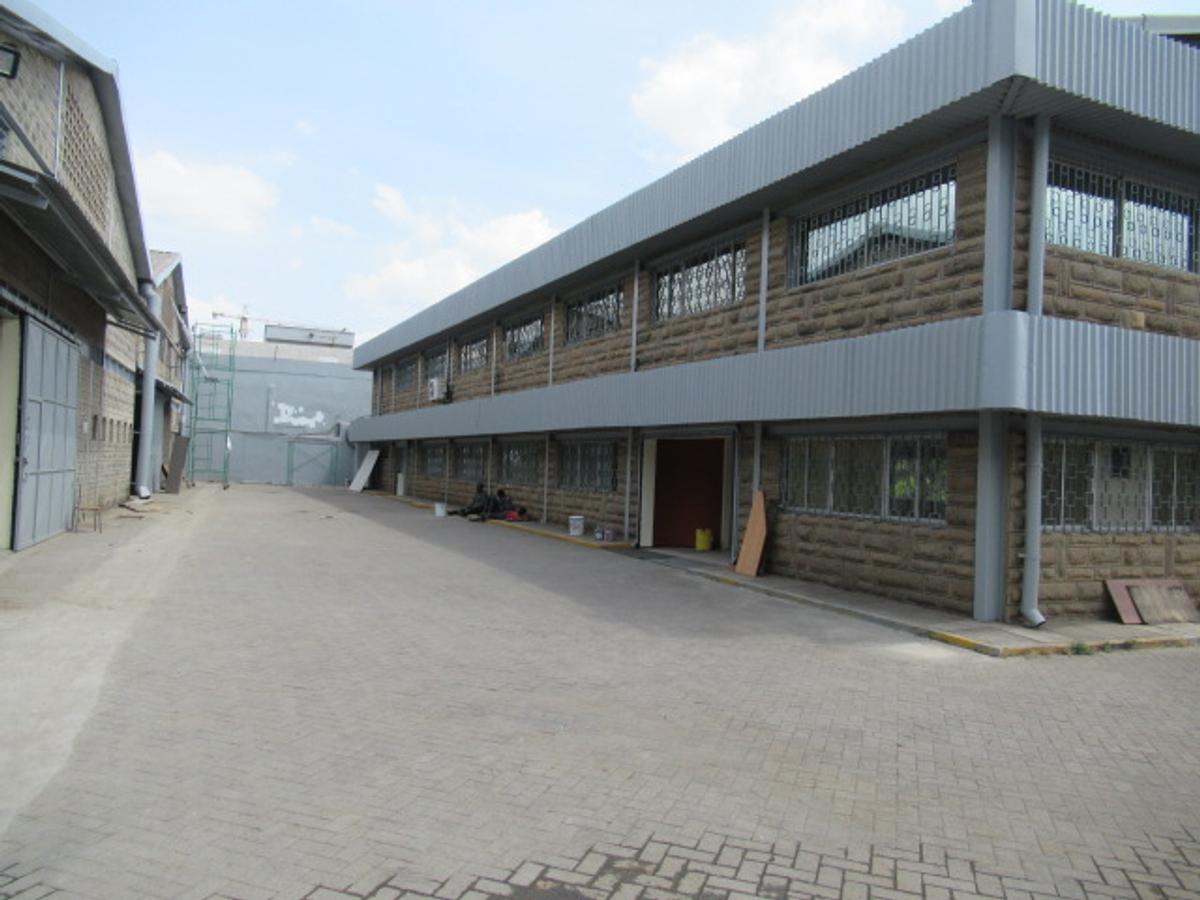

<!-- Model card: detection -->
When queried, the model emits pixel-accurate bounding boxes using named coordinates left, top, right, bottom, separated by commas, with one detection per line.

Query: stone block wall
left=634, top=231, right=761, bottom=371
left=1043, top=249, right=1200, bottom=336
left=765, top=144, right=987, bottom=350
left=736, top=426, right=978, bottom=614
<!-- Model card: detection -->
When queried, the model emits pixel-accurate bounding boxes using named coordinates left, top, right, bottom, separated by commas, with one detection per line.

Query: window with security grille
left=1046, top=160, right=1199, bottom=273
left=1042, top=438, right=1200, bottom=532
left=783, top=435, right=946, bottom=522
left=788, top=165, right=957, bottom=287
left=506, top=316, right=544, bottom=358
left=393, top=360, right=416, bottom=392
left=421, top=443, right=446, bottom=478
left=565, top=286, right=623, bottom=343
left=500, top=441, right=543, bottom=486
left=453, top=442, right=486, bottom=481
left=558, top=442, right=616, bottom=492
left=458, top=336, right=488, bottom=374
left=424, top=349, right=447, bottom=382
left=654, top=242, right=746, bottom=320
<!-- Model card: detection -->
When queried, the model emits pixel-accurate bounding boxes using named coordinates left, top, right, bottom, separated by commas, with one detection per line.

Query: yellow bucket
left=694, top=528, right=713, bottom=551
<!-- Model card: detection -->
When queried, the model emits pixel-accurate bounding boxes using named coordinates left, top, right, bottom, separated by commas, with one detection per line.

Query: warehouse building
left=350, top=0, right=1200, bottom=624
left=0, top=2, right=175, bottom=549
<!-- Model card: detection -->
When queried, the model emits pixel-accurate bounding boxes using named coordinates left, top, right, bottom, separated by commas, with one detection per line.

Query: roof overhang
left=0, top=1, right=154, bottom=285
left=0, top=162, right=161, bottom=335
left=353, top=0, right=1200, bottom=371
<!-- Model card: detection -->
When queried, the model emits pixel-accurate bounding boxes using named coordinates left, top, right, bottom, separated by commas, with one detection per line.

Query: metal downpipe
left=1020, top=115, right=1051, bottom=628
left=134, top=282, right=162, bottom=498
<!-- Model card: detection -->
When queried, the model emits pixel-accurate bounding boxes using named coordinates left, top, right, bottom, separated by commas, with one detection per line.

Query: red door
left=653, top=439, right=725, bottom=548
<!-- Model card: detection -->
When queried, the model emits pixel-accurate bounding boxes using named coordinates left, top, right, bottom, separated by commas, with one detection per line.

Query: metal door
left=13, top=318, right=78, bottom=549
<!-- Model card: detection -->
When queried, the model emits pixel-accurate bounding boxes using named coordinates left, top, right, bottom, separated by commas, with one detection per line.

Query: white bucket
left=434, top=502, right=447, bottom=517
left=568, top=515, right=585, bottom=537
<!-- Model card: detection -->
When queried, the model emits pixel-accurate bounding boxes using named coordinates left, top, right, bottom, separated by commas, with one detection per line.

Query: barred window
left=506, top=316, right=544, bottom=358
left=424, top=349, right=447, bottom=382
left=654, top=242, right=746, bottom=320
left=453, top=442, right=486, bottom=481
left=565, top=285, right=622, bottom=344
left=1047, top=160, right=1199, bottom=272
left=783, top=435, right=947, bottom=522
left=499, top=441, right=543, bottom=486
left=393, top=360, right=416, bottom=392
left=1042, top=437, right=1200, bottom=532
left=458, top=336, right=488, bottom=374
left=789, top=165, right=956, bottom=287
left=421, top=443, right=446, bottom=478
left=559, top=442, right=616, bottom=492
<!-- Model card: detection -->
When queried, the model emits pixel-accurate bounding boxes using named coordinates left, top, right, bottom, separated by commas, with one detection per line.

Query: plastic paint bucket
left=434, top=502, right=447, bottom=517
left=695, top=528, right=714, bottom=551
left=568, top=515, right=585, bottom=536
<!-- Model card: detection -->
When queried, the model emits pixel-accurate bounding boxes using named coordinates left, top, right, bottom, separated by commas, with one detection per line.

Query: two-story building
left=349, top=0, right=1200, bottom=624
left=0, top=2, right=179, bottom=549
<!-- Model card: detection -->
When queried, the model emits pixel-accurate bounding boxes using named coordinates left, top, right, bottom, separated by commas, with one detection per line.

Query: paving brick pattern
left=1, top=486, right=1199, bottom=900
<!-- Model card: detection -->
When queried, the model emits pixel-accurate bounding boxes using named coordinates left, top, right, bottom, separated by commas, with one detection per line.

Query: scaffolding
left=186, top=322, right=236, bottom=486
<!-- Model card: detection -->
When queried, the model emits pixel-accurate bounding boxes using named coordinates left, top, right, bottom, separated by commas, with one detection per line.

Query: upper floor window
left=458, top=336, right=488, bottom=374
left=424, top=349, right=447, bottom=382
left=654, top=241, right=746, bottom=320
left=499, top=441, right=543, bottom=486
left=506, top=315, right=544, bottom=359
left=1042, top=437, right=1200, bottom=532
left=559, top=441, right=616, bottom=492
left=782, top=434, right=947, bottom=523
left=1046, top=160, right=1199, bottom=273
left=565, top=285, right=623, bottom=344
left=788, top=164, right=957, bottom=287
left=393, top=360, right=416, bottom=392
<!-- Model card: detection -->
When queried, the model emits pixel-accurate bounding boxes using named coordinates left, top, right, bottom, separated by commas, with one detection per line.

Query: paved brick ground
left=2, top=485, right=1199, bottom=900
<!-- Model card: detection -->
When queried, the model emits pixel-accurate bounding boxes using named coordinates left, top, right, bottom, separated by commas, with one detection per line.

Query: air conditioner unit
left=428, top=377, right=446, bottom=402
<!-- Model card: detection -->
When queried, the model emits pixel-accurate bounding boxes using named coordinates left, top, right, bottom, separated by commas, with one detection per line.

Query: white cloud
left=347, top=185, right=557, bottom=324
left=137, top=151, right=278, bottom=235
left=309, top=214, right=357, bottom=238
left=631, top=0, right=908, bottom=160
left=294, top=118, right=317, bottom=137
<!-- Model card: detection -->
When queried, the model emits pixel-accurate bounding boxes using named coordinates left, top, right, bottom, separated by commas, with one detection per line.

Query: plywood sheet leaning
left=165, top=436, right=189, bottom=494
left=1104, top=579, right=1144, bottom=624
left=735, top=490, right=768, bottom=577
left=348, top=449, right=380, bottom=493
left=1128, top=579, right=1200, bottom=624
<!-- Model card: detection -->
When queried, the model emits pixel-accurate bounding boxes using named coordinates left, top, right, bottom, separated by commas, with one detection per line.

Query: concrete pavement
left=1, top=484, right=1198, bottom=899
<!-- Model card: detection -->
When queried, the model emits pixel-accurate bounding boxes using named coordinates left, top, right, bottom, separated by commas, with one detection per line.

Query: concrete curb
left=485, top=519, right=633, bottom=551
left=679, top=566, right=1200, bottom=659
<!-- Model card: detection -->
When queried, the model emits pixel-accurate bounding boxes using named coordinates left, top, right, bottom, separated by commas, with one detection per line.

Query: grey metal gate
left=13, top=317, right=78, bottom=549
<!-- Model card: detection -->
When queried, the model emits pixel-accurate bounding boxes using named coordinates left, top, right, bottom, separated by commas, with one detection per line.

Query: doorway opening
left=641, top=436, right=730, bottom=549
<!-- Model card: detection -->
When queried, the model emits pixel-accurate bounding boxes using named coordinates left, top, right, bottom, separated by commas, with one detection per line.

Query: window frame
left=652, top=238, right=747, bottom=321
left=421, top=442, right=447, bottom=478
left=557, top=441, right=617, bottom=493
left=1045, top=156, right=1200, bottom=274
left=564, top=284, right=624, bottom=345
left=781, top=433, right=948, bottom=524
left=498, top=440, right=544, bottom=486
left=423, top=348, right=448, bottom=383
left=457, top=335, right=489, bottom=375
left=505, top=314, right=545, bottom=359
left=392, top=359, right=417, bottom=393
left=452, top=441, right=487, bottom=482
left=787, top=163, right=958, bottom=288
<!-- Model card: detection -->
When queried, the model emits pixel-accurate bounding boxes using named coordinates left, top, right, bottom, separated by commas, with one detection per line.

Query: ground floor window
left=453, top=442, right=486, bottom=481
left=421, top=443, right=446, bottom=478
left=783, top=434, right=947, bottom=523
left=1042, top=437, right=1200, bottom=532
left=558, top=441, right=616, bottom=492
left=499, top=441, right=543, bottom=485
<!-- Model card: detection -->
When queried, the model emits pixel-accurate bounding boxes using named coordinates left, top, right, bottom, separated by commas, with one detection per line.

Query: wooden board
left=1129, top=579, right=1200, bottom=624
left=1104, top=579, right=1145, bottom=625
left=165, top=436, right=189, bottom=494
left=348, top=449, right=379, bottom=493
left=735, top=490, right=768, bottom=577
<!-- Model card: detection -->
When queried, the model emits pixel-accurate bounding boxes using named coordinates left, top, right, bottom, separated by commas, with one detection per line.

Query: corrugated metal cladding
left=348, top=314, right=1200, bottom=443
left=354, top=0, right=1199, bottom=371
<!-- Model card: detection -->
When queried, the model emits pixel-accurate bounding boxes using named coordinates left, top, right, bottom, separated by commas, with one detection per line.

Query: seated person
left=449, top=483, right=488, bottom=516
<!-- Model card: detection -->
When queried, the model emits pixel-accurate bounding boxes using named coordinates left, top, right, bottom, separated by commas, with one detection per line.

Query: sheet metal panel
left=355, top=0, right=1200, bottom=371
left=350, top=314, right=1200, bottom=442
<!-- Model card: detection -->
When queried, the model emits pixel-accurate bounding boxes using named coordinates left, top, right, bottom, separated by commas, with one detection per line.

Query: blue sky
left=37, top=0, right=1163, bottom=343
